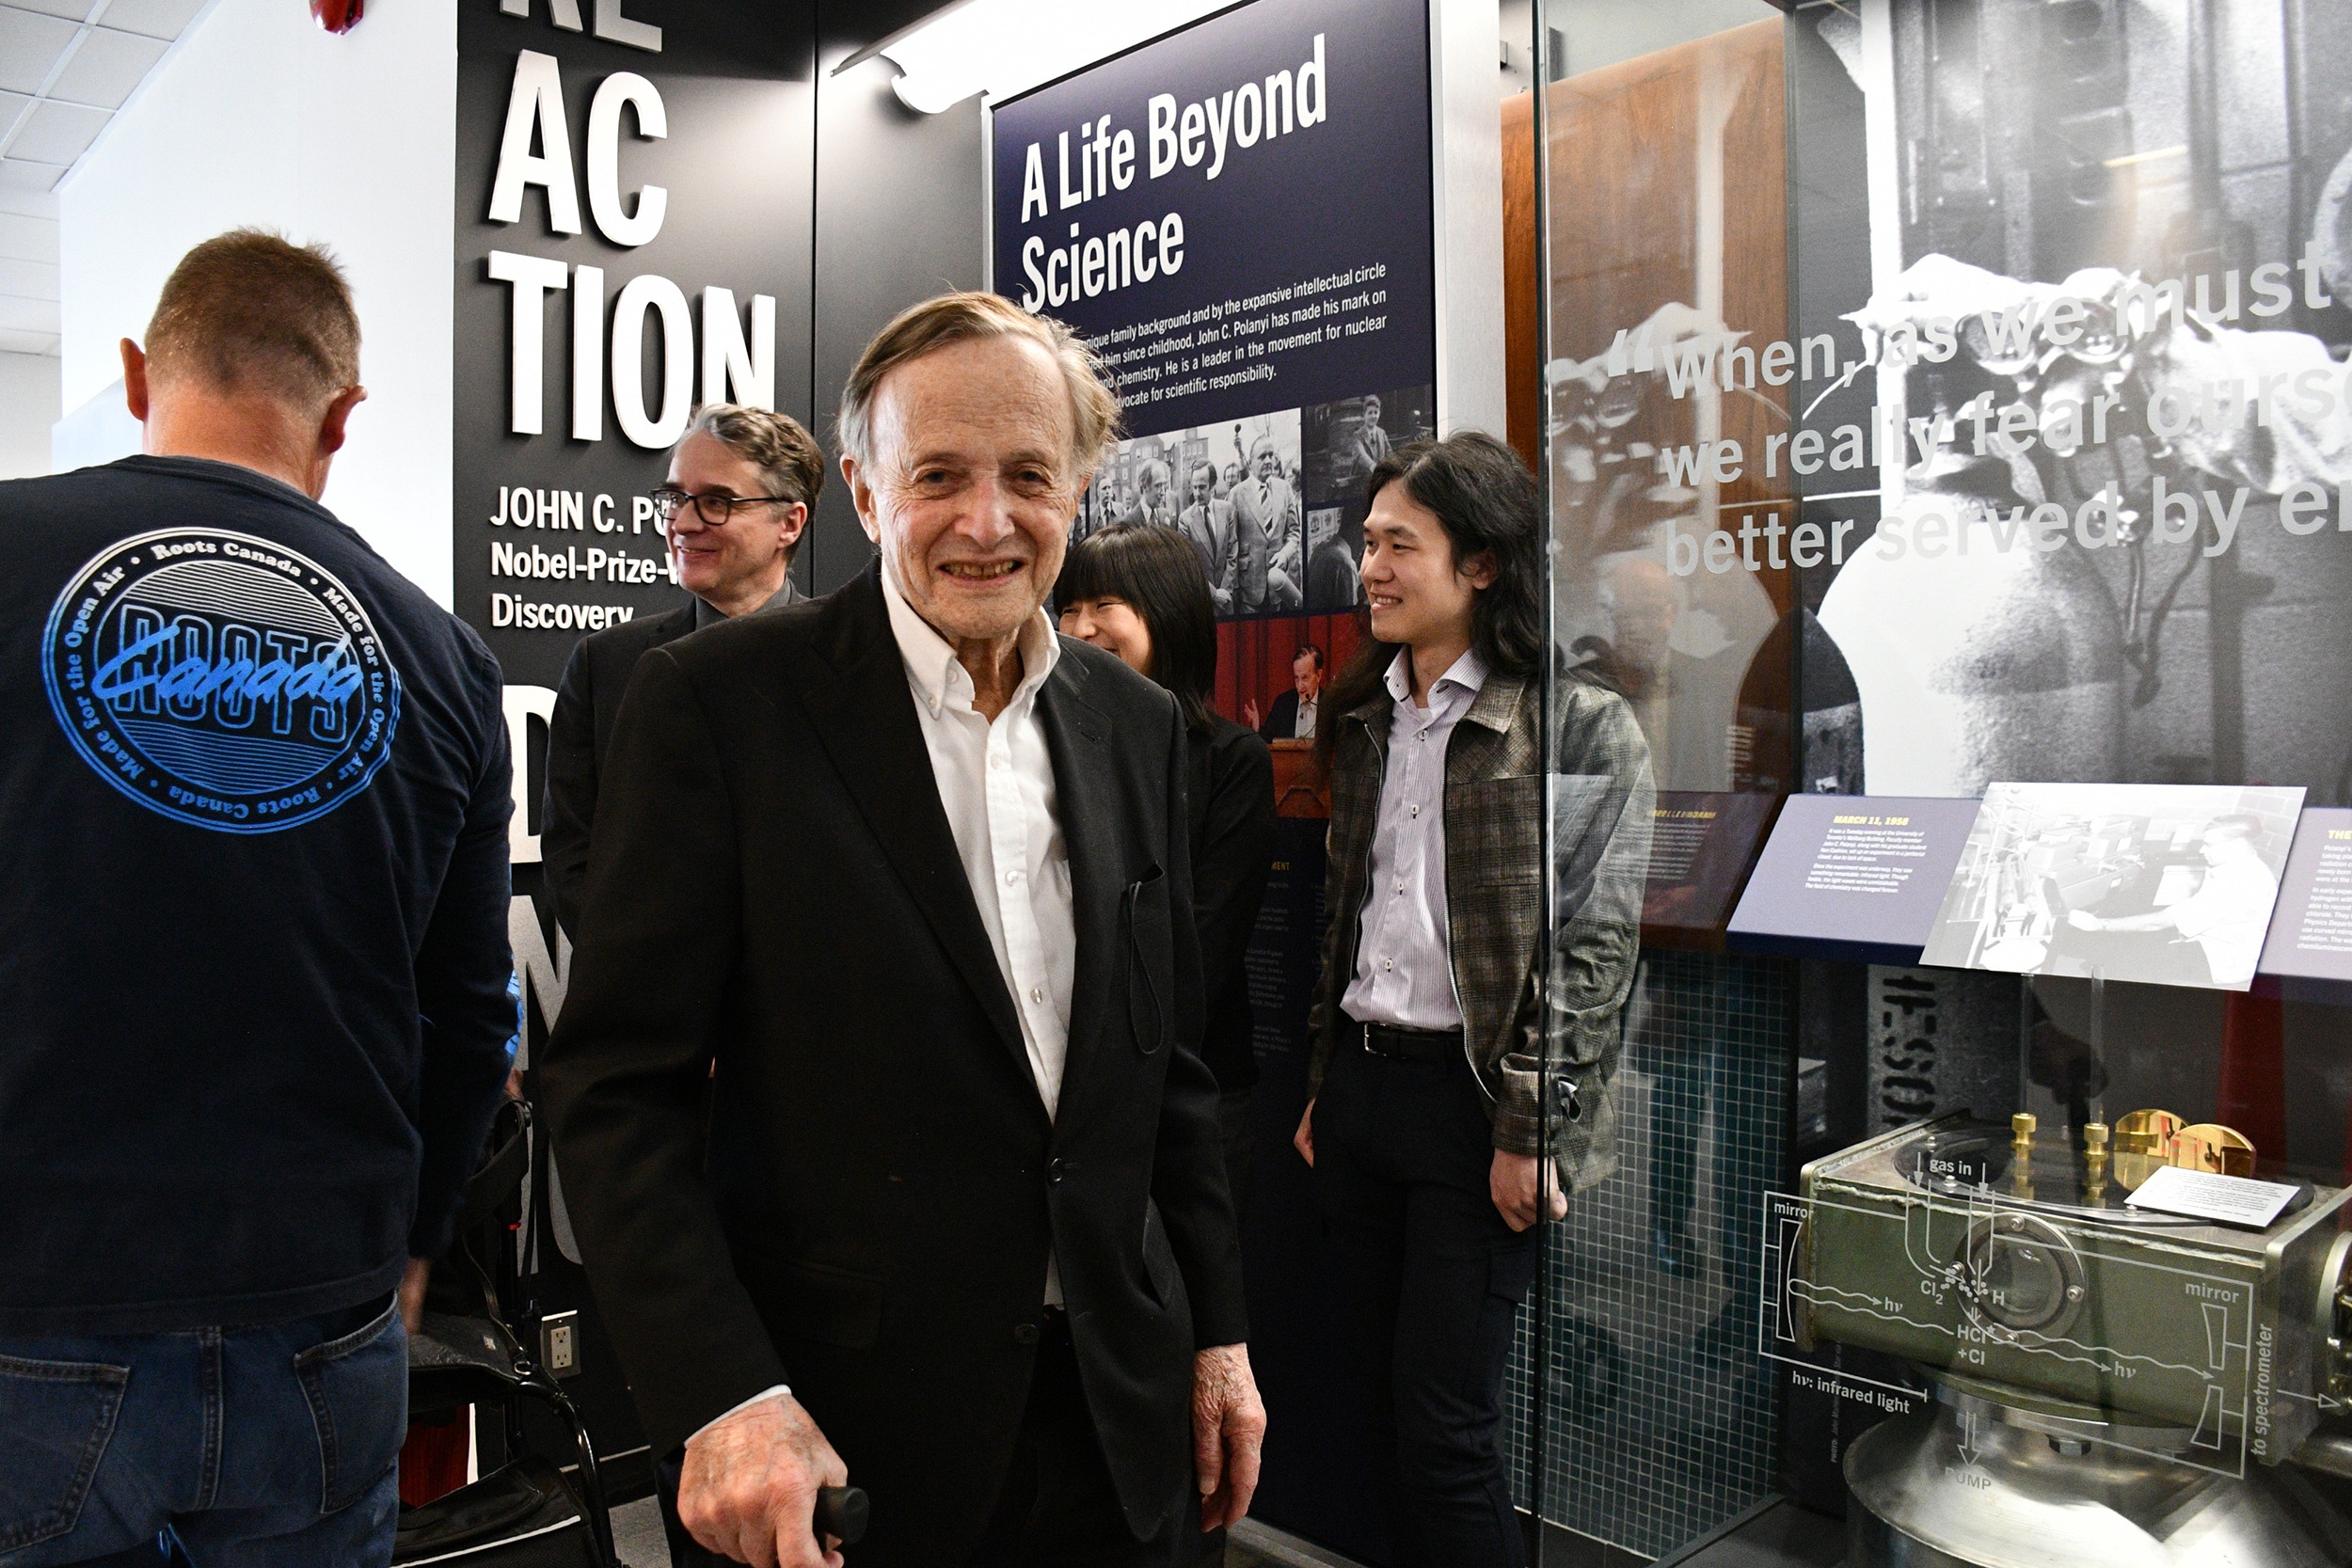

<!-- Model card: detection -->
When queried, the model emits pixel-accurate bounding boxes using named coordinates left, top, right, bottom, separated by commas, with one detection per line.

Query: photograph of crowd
left=1075, top=410, right=1305, bottom=616
left=1073, top=387, right=1433, bottom=621
left=1921, top=783, right=2303, bottom=990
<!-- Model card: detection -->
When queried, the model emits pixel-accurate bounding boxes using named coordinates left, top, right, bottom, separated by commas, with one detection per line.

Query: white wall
left=0, top=350, right=60, bottom=477
left=58, top=0, right=456, bottom=603
left=1431, top=0, right=1506, bottom=439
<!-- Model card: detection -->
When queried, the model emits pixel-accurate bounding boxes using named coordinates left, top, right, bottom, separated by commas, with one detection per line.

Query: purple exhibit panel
left=1641, top=791, right=1783, bottom=947
left=1725, top=796, right=1981, bottom=965
left=2257, top=808, right=2352, bottom=999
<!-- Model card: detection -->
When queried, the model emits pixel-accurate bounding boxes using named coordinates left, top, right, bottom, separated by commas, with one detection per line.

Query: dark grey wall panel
left=454, top=0, right=818, bottom=688
left=806, top=2, right=987, bottom=594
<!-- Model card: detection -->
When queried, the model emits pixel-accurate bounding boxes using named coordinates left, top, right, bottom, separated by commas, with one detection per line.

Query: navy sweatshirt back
left=1, top=456, right=516, bottom=1333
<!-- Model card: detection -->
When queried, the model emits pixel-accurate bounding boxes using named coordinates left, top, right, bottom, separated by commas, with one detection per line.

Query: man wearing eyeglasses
left=542, top=404, right=824, bottom=936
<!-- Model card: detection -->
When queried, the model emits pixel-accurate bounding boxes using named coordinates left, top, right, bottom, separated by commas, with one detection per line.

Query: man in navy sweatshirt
left=0, top=230, right=516, bottom=1566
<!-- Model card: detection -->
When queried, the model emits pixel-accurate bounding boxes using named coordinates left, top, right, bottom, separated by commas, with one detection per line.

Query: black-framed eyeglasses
left=649, top=487, right=798, bottom=527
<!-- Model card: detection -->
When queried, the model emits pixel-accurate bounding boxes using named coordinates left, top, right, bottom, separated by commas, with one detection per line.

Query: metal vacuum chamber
left=1784, top=1117, right=2352, bottom=1567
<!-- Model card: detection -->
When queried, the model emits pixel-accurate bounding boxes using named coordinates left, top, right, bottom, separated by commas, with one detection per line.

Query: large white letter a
left=487, top=51, right=583, bottom=234
left=1021, top=142, right=1048, bottom=224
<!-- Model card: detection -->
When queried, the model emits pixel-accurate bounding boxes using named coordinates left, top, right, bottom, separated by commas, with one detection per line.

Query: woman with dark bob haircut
left=1297, top=433, right=1652, bottom=1567
left=1056, top=525, right=1277, bottom=1220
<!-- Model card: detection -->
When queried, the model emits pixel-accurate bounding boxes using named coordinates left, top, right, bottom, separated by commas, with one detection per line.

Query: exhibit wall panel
left=452, top=0, right=817, bottom=690
left=59, top=0, right=457, bottom=602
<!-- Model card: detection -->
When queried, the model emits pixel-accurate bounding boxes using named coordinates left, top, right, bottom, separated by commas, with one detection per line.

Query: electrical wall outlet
left=541, top=1309, right=580, bottom=1377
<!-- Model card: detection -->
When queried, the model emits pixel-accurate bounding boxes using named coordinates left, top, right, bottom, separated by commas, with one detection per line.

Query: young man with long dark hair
left=1057, top=525, right=1278, bottom=1219
left=1295, top=433, right=1650, bottom=1567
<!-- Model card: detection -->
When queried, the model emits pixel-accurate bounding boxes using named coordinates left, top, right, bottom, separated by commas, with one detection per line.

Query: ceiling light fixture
left=835, top=0, right=1236, bottom=115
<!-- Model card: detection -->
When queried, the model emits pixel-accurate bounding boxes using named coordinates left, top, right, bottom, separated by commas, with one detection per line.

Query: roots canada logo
left=41, top=529, right=401, bottom=832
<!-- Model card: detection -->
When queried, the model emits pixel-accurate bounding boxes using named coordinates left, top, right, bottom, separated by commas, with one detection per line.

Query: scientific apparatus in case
left=1776, top=1115, right=2352, bottom=1567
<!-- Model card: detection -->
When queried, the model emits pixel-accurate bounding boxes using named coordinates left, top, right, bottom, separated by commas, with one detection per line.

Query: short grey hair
left=681, top=404, right=824, bottom=506
left=836, top=290, right=1120, bottom=476
left=679, top=404, right=823, bottom=563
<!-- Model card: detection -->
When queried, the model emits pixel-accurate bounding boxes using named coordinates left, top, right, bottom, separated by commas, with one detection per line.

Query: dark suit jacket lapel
left=789, top=566, right=1032, bottom=1082
left=1037, top=649, right=1120, bottom=1117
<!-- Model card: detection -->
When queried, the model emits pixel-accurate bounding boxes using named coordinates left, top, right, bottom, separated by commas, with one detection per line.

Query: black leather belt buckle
left=1358, top=1021, right=1459, bottom=1063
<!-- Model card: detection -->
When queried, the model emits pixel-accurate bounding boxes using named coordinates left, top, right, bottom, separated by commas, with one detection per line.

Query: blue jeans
left=0, top=1296, right=405, bottom=1568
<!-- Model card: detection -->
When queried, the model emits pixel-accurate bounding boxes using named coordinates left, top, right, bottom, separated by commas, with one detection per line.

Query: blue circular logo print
left=41, top=528, right=403, bottom=832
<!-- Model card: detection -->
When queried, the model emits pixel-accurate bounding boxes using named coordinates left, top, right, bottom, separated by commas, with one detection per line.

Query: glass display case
left=1518, top=3, right=2352, bottom=1564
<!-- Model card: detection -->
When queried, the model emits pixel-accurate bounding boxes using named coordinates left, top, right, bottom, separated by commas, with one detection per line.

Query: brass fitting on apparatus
left=2011, top=1112, right=2037, bottom=1200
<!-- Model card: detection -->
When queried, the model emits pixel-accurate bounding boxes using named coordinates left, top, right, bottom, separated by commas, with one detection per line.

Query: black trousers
left=1314, top=1041, right=1538, bottom=1568
left=969, top=1313, right=1189, bottom=1567
left=658, top=1315, right=1185, bottom=1568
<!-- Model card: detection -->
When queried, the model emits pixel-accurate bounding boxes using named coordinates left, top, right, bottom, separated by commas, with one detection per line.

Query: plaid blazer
left=1308, top=661, right=1652, bottom=1191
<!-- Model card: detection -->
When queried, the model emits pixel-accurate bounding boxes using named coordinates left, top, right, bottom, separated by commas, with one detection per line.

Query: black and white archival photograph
left=1077, top=409, right=1306, bottom=618
left=1299, top=385, right=1434, bottom=612
left=1788, top=0, right=2352, bottom=803
left=1920, top=782, right=2304, bottom=989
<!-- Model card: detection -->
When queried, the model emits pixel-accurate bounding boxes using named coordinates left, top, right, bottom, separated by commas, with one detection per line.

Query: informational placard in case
left=1641, top=791, right=1782, bottom=947
left=1724, top=796, right=1979, bottom=965
left=987, top=0, right=1435, bottom=623
left=1919, top=783, right=2304, bottom=991
left=2125, top=1165, right=2301, bottom=1231
left=2256, top=809, right=2352, bottom=993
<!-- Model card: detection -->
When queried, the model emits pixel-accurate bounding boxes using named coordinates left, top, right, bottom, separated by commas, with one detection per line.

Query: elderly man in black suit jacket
left=539, top=404, right=822, bottom=935
left=541, top=293, right=1264, bottom=1568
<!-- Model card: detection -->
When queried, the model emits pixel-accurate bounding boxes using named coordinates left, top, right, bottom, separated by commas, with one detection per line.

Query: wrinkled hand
left=1193, top=1343, right=1265, bottom=1532
left=678, top=1393, right=850, bottom=1568
left=1491, top=1150, right=1566, bottom=1232
left=1293, top=1099, right=1315, bottom=1167
left=398, top=1259, right=430, bottom=1336
left=1243, top=699, right=1262, bottom=730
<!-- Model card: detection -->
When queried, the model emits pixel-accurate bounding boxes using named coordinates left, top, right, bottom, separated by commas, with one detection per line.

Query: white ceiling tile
left=3, top=0, right=94, bottom=21
left=47, top=25, right=164, bottom=108
left=0, top=8, right=80, bottom=94
left=9, top=97, right=104, bottom=162
left=0, top=325, right=59, bottom=354
left=0, top=184, right=56, bottom=217
left=0, top=89, right=30, bottom=126
left=0, top=254, right=56, bottom=297
left=0, top=211, right=55, bottom=261
left=0, top=156, right=62, bottom=191
left=0, top=291, right=59, bottom=330
left=93, top=0, right=205, bottom=40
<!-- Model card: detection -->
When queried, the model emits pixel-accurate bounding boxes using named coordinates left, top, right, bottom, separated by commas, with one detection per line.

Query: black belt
left=1354, top=1017, right=1464, bottom=1063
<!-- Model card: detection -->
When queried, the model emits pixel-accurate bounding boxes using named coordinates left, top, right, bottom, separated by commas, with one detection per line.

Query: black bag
left=392, top=1454, right=606, bottom=1567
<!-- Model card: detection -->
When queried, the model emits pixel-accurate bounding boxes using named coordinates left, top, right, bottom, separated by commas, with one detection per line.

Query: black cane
left=814, top=1486, right=870, bottom=1545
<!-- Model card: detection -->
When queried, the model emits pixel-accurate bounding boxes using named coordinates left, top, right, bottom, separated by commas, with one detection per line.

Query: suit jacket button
left=1014, top=1323, right=1040, bottom=1345
left=1048, top=1159, right=1069, bottom=1185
